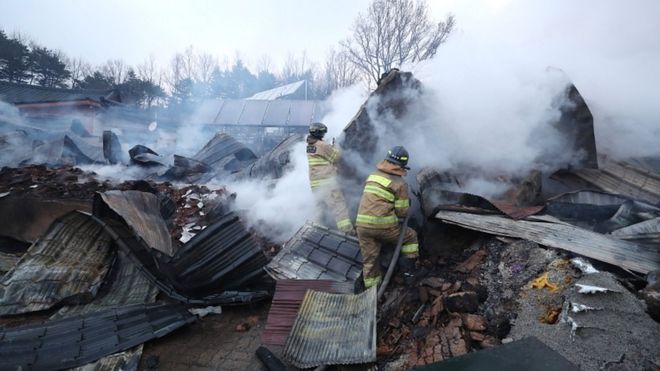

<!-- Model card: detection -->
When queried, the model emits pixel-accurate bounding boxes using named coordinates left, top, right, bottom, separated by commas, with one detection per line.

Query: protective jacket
left=306, top=135, right=354, bottom=233
left=356, top=160, right=410, bottom=229
left=306, top=136, right=339, bottom=188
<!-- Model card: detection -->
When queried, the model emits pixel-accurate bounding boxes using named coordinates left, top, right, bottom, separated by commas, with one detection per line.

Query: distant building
left=0, top=81, right=121, bottom=133
left=247, top=80, right=308, bottom=101
left=193, top=98, right=327, bottom=154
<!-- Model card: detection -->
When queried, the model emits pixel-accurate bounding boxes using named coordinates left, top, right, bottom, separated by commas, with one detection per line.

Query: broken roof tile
left=265, top=222, right=362, bottom=283
left=283, top=287, right=377, bottom=368
left=0, top=303, right=195, bottom=370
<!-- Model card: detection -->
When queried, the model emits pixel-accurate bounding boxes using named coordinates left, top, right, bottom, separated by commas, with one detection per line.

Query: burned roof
left=93, top=191, right=271, bottom=305
left=0, top=303, right=195, bottom=370
left=0, top=211, right=113, bottom=316
left=0, top=81, right=118, bottom=105
left=265, top=222, right=363, bottom=283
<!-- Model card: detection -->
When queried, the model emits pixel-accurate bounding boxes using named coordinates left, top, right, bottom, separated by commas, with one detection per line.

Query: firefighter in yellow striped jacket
left=356, top=146, right=419, bottom=288
left=306, top=122, right=356, bottom=234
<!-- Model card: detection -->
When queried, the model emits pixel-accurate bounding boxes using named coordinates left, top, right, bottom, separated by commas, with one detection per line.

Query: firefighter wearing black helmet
left=306, top=122, right=355, bottom=234
left=356, top=145, right=419, bottom=289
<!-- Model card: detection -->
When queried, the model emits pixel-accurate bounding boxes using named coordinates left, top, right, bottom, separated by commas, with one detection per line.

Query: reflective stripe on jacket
left=356, top=160, right=410, bottom=229
left=306, top=136, right=340, bottom=188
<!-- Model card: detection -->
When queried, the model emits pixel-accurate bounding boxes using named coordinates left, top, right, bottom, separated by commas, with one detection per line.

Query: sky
left=0, top=0, right=488, bottom=70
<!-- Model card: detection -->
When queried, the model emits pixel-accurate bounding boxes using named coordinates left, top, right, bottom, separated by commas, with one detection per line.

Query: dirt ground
left=139, top=302, right=271, bottom=371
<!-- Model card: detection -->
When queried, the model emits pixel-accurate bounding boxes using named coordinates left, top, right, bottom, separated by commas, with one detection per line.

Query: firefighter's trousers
left=313, top=184, right=354, bottom=233
left=356, top=225, right=418, bottom=288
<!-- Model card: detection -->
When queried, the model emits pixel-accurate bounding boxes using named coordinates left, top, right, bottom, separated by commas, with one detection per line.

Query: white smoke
left=420, top=0, right=660, bottom=161
left=321, top=85, right=368, bottom=140
left=320, top=0, right=660, bottom=198
left=226, top=142, right=316, bottom=242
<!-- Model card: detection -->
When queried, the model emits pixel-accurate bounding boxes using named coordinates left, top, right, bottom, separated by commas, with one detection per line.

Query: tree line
left=0, top=0, right=454, bottom=108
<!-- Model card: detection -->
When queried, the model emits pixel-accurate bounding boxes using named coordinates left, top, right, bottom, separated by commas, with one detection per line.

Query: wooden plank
left=435, top=210, right=660, bottom=274
left=571, top=169, right=659, bottom=204
left=602, top=161, right=660, bottom=196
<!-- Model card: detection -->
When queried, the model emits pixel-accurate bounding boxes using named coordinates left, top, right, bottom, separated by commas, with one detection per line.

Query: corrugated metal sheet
left=52, top=249, right=159, bottom=319
left=95, top=190, right=174, bottom=256
left=435, top=210, right=660, bottom=274
left=0, top=251, right=20, bottom=272
left=93, top=192, right=270, bottom=305
left=0, top=211, right=113, bottom=316
left=0, top=303, right=195, bottom=370
left=265, top=222, right=362, bottom=283
left=193, top=132, right=257, bottom=166
left=283, top=287, right=377, bottom=368
left=261, top=279, right=354, bottom=346
left=167, top=212, right=270, bottom=296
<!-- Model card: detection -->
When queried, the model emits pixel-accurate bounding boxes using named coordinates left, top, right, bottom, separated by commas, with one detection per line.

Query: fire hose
left=377, top=211, right=411, bottom=300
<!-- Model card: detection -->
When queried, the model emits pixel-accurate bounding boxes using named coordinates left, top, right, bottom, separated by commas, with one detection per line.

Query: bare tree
left=341, top=0, right=455, bottom=84
left=137, top=55, right=159, bottom=83
left=66, top=57, right=92, bottom=88
left=195, top=51, right=216, bottom=84
left=255, top=54, right=272, bottom=73
left=101, top=59, right=128, bottom=85
left=280, top=51, right=310, bottom=83
left=320, top=48, right=361, bottom=94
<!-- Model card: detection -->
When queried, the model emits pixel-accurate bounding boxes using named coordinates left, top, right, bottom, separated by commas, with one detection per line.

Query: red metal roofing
left=261, top=279, right=353, bottom=346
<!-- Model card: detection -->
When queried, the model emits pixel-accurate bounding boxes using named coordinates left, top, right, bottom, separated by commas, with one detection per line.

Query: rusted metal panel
left=283, top=287, right=377, bottom=368
left=95, top=190, right=174, bottom=256
left=261, top=279, right=353, bottom=346
left=265, top=222, right=362, bottom=283
left=0, top=211, right=113, bottom=316
left=435, top=210, right=660, bottom=274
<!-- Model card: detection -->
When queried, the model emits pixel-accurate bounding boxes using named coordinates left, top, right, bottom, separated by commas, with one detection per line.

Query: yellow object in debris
left=530, top=272, right=559, bottom=293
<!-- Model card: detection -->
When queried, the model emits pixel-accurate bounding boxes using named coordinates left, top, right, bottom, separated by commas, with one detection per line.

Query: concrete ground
left=139, top=302, right=271, bottom=371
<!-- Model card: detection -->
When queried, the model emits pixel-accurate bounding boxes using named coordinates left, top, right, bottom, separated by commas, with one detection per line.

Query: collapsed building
left=0, top=69, right=658, bottom=371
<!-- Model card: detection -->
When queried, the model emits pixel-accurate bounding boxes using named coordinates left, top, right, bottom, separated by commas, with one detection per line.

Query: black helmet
left=385, top=145, right=410, bottom=169
left=309, top=122, right=327, bottom=139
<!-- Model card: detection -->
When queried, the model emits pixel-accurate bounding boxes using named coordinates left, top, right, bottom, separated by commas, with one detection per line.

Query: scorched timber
left=435, top=211, right=660, bottom=274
